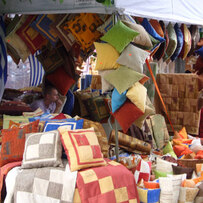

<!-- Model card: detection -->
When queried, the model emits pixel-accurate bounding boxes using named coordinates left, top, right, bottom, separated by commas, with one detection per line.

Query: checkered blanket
left=13, top=160, right=77, bottom=203
left=76, top=159, right=139, bottom=203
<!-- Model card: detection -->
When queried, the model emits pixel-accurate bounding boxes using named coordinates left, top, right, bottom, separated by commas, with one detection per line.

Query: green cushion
left=100, top=20, right=139, bottom=53
left=154, top=170, right=172, bottom=179
left=103, top=65, right=148, bottom=94
left=163, top=141, right=177, bottom=159
left=3, top=115, right=30, bottom=129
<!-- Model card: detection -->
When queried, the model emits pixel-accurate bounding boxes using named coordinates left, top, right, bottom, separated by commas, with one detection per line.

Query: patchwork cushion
left=46, top=66, right=75, bottom=96
left=3, top=114, right=29, bottom=129
left=116, top=43, right=149, bottom=73
left=58, top=127, right=106, bottom=171
left=63, top=13, right=103, bottom=52
left=0, top=120, right=39, bottom=167
left=141, top=18, right=165, bottom=43
left=29, top=113, right=54, bottom=122
left=178, top=187, right=199, bottom=203
left=21, top=130, right=63, bottom=169
left=82, top=118, right=109, bottom=158
left=16, top=15, right=47, bottom=55
left=172, top=165, right=194, bottom=179
left=171, top=23, right=184, bottom=61
left=98, top=70, right=114, bottom=93
left=30, top=14, right=58, bottom=46
left=94, top=42, right=120, bottom=70
left=111, top=88, right=127, bottom=113
left=6, top=15, right=30, bottom=62
left=50, top=14, right=77, bottom=52
left=100, top=20, right=139, bottom=53
left=126, top=82, right=147, bottom=113
left=97, top=15, right=113, bottom=34
left=43, top=119, right=84, bottom=132
left=103, top=65, right=149, bottom=94
left=134, top=159, right=151, bottom=184
left=163, top=22, right=177, bottom=62
left=137, top=187, right=161, bottom=203
left=112, top=100, right=144, bottom=133
left=122, top=20, right=153, bottom=49
left=179, top=24, right=192, bottom=60
left=84, top=96, right=110, bottom=122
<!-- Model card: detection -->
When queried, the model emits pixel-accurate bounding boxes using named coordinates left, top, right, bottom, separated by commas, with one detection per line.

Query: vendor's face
left=48, top=89, right=59, bottom=102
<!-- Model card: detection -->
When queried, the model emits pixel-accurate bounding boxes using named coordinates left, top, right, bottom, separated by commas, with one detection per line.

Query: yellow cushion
left=94, top=42, right=120, bottom=70
left=58, top=127, right=106, bottom=171
left=126, top=82, right=147, bottom=113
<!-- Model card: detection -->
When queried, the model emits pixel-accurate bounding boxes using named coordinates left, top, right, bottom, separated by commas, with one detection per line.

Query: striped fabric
left=28, top=50, right=44, bottom=87
left=0, top=15, right=8, bottom=101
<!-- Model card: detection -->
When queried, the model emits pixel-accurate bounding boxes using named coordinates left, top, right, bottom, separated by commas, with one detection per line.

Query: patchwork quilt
left=154, top=73, right=200, bottom=135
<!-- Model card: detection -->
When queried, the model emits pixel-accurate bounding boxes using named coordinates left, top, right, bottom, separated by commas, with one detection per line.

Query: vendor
left=30, top=86, right=62, bottom=113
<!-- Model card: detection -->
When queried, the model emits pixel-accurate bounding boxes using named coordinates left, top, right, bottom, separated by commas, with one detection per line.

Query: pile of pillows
left=0, top=112, right=108, bottom=173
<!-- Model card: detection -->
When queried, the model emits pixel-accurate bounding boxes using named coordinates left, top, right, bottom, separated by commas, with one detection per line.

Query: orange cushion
left=195, top=150, right=203, bottom=159
left=179, top=127, right=188, bottom=139
left=46, top=66, right=75, bottom=96
left=173, top=145, right=192, bottom=157
left=144, top=181, right=160, bottom=189
left=58, top=126, right=106, bottom=171
left=173, top=139, right=192, bottom=145
left=0, top=120, right=39, bottom=167
left=182, top=179, right=196, bottom=188
left=9, top=120, right=28, bottom=129
left=112, top=100, right=144, bottom=133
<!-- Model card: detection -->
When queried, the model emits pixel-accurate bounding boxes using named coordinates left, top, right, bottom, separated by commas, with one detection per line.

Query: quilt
left=13, top=160, right=77, bottom=203
left=154, top=73, right=200, bottom=135
left=76, top=159, right=139, bottom=203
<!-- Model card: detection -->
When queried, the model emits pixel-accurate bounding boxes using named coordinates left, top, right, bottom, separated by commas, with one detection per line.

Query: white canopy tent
left=0, top=0, right=203, bottom=25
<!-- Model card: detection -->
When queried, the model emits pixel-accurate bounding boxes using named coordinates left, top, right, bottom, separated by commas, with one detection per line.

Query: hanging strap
left=145, top=59, right=175, bottom=134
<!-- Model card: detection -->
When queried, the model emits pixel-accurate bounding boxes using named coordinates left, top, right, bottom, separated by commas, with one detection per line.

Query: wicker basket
left=177, top=159, right=203, bottom=170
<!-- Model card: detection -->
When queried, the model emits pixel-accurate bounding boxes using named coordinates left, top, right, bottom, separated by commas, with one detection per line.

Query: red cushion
left=0, top=120, right=39, bottom=167
left=51, top=113, right=67, bottom=120
left=46, top=66, right=75, bottom=96
left=112, top=100, right=144, bottom=133
left=16, top=15, right=47, bottom=54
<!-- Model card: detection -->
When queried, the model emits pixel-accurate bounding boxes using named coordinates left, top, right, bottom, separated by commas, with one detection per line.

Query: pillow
left=163, top=22, right=177, bottom=62
left=112, top=100, right=144, bottom=133
left=149, top=19, right=164, bottom=38
left=171, top=23, right=184, bottom=61
left=46, top=66, right=75, bottom=96
left=43, top=119, right=84, bottom=132
left=178, top=187, right=199, bottom=203
left=16, top=15, right=47, bottom=55
left=98, top=70, right=114, bottom=93
left=21, top=130, right=63, bottom=169
left=82, top=118, right=109, bottom=158
left=29, top=113, right=54, bottom=122
left=141, top=18, right=165, bottom=43
left=163, top=141, right=177, bottom=159
left=63, top=13, right=103, bottom=52
left=30, top=14, right=58, bottom=46
left=51, top=113, right=67, bottom=120
left=7, top=43, right=21, bottom=64
left=0, top=120, right=39, bottom=167
left=126, top=82, right=147, bottom=113
left=196, top=182, right=203, bottom=203
left=172, top=165, right=194, bottom=179
left=111, top=88, right=127, bottom=113
left=94, top=42, right=120, bottom=70
left=103, top=65, right=149, bottom=94
left=97, top=15, right=113, bottom=34
left=84, top=96, right=110, bottom=122
left=6, top=15, right=30, bottom=62
left=3, top=115, right=29, bottom=129
left=188, top=25, right=200, bottom=56
left=58, top=127, right=106, bottom=171
left=156, top=157, right=177, bottom=173
left=196, top=163, right=203, bottom=177
left=116, top=43, right=149, bottom=73
left=196, top=46, right=203, bottom=58
left=137, top=187, right=161, bottom=203
left=9, top=120, right=31, bottom=129
left=100, top=20, right=139, bottom=53
left=179, top=24, right=192, bottom=60
left=122, top=20, right=152, bottom=49
left=50, top=14, right=77, bottom=52
left=173, top=145, right=192, bottom=157
left=134, top=159, right=151, bottom=184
